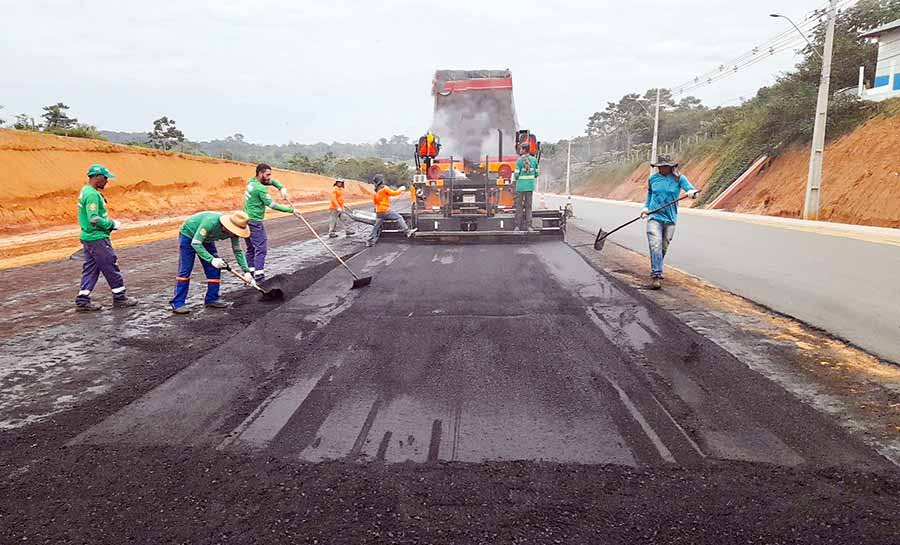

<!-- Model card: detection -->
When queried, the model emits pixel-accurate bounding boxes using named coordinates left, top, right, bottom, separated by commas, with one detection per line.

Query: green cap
left=86, top=164, right=116, bottom=179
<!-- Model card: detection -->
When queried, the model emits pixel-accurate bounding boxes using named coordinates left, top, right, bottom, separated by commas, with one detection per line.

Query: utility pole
left=803, top=0, right=837, bottom=220
left=651, top=88, right=661, bottom=174
left=565, top=140, right=572, bottom=196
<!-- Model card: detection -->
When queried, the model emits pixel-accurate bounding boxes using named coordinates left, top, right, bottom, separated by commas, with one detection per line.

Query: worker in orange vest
left=366, top=174, right=416, bottom=247
left=327, top=179, right=353, bottom=238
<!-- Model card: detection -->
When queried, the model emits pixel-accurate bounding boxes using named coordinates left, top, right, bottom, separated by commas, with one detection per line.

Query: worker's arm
left=85, top=193, right=115, bottom=231
left=259, top=190, right=293, bottom=213
left=642, top=177, right=654, bottom=218
left=271, top=178, right=291, bottom=200
left=230, top=237, right=250, bottom=272
left=387, top=187, right=405, bottom=197
left=679, top=175, right=700, bottom=198
left=190, top=215, right=221, bottom=263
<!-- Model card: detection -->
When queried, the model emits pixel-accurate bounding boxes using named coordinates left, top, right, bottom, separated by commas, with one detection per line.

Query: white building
left=858, top=18, right=900, bottom=102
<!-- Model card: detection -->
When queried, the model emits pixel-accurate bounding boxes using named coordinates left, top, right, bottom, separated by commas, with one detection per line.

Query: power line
left=672, top=0, right=858, bottom=96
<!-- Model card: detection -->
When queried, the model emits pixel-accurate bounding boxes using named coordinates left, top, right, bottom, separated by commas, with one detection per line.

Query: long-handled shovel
left=591, top=194, right=692, bottom=252
left=290, top=205, right=372, bottom=289
left=223, top=264, right=284, bottom=302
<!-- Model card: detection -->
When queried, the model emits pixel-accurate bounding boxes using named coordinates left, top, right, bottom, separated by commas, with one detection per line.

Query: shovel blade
left=351, top=276, right=372, bottom=289
left=260, top=288, right=285, bottom=302
left=593, top=230, right=609, bottom=252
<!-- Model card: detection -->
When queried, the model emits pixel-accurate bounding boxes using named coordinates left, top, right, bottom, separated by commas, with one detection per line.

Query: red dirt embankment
left=714, top=113, right=900, bottom=227
left=576, top=106, right=900, bottom=228
left=579, top=156, right=717, bottom=208
left=0, top=129, right=370, bottom=235
left=0, top=130, right=373, bottom=268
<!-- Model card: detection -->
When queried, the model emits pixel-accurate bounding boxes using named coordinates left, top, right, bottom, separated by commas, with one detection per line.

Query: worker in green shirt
left=513, top=144, right=539, bottom=231
left=243, top=163, right=293, bottom=280
left=75, top=164, right=139, bottom=311
left=170, top=210, right=253, bottom=314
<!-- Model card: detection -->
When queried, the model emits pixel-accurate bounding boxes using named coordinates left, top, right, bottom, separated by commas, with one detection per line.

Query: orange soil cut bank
left=575, top=108, right=900, bottom=229
left=0, top=129, right=373, bottom=268
left=579, top=156, right=717, bottom=207
left=714, top=113, right=900, bottom=228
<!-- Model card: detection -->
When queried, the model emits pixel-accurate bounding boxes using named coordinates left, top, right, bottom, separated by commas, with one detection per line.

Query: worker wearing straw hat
left=169, top=210, right=254, bottom=314
left=641, top=155, right=699, bottom=290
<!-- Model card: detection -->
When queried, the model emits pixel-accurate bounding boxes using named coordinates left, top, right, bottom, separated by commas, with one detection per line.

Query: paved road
left=545, top=195, right=900, bottom=364
left=74, top=240, right=886, bottom=469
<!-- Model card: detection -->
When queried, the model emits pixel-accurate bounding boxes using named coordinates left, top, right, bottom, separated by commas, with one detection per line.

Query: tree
left=13, top=113, right=38, bottom=131
left=0, top=105, right=5, bottom=126
left=148, top=116, right=185, bottom=150
left=41, top=102, right=77, bottom=130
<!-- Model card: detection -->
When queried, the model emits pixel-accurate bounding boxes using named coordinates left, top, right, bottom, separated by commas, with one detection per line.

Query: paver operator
left=74, top=164, right=139, bottom=311
left=513, top=143, right=539, bottom=231
left=641, top=155, right=699, bottom=290
left=169, top=210, right=254, bottom=314
left=366, top=174, right=417, bottom=247
left=243, top=163, right=294, bottom=280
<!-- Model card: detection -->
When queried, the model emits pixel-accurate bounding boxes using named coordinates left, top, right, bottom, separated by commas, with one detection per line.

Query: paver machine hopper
left=395, top=70, right=565, bottom=241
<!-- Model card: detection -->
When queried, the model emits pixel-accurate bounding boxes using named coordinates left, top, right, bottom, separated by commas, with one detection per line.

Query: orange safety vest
left=330, top=187, right=344, bottom=210
left=374, top=187, right=403, bottom=214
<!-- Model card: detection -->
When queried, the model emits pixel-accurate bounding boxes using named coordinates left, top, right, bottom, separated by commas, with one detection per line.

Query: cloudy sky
left=0, top=0, right=835, bottom=145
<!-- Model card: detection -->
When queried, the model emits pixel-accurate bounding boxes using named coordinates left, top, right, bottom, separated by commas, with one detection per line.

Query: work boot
left=76, top=302, right=103, bottom=312
left=649, top=278, right=662, bottom=290
left=170, top=305, right=190, bottom=315
left=406, top=228, right=418, bottom=238
left=328, top=232, right=339, bottom=238
left=205, top=300, right=231, bottom=309
left=113, top=296, right=139, bottom=308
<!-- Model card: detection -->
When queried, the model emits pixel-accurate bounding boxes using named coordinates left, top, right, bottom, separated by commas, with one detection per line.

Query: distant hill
left=99, top=131, right=415, bottom=167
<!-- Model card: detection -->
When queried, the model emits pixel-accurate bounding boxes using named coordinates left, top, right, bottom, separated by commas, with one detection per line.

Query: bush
left=44, top=124, right=107, bottom=141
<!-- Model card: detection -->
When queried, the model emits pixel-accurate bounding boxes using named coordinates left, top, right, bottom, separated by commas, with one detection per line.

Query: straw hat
left=220, top=211, right=251, bottom=238
left=650, top=154, right=679, bottom=168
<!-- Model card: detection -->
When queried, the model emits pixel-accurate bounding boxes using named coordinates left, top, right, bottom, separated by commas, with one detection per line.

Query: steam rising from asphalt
left=430, top=81, right=519, bottom=161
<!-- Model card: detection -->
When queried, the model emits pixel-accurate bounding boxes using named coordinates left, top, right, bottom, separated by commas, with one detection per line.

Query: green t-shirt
left=242, top=177, right=292, bottom=221
left=77, top=185, right=115, bottom=241
left=180, top=211, right=249, bottom=272
left=513, top=155, right=539, bottom=193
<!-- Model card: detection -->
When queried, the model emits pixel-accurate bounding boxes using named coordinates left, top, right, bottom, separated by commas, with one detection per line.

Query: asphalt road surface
left=73, top=240, right=887, bottom=468
left=545, top=194, right=900, bottom=364
left=2, top=214, right=899, bottom=543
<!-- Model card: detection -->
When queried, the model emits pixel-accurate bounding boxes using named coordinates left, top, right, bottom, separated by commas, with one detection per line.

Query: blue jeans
left=245, top=221, right=268, bottom=276
left=170, top=234, right=221, bottom=309
left=647, top=219, right=676, bottom=279
left=368, top=210, right=409, bottom=244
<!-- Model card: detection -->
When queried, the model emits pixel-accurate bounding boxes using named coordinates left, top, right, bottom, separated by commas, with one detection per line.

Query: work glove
left=640, top=208, right=650, bottom=219
left=689, top=189, right=701, bottom=199
left=211, top=257, right=228, bottom=270
left=111, top=220, right=122, bottom=230
left=242, top=272, right=257, bottom=287
left=280, top=187, right=289, bottom=200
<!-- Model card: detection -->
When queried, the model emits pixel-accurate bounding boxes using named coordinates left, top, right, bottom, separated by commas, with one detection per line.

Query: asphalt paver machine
left=382, top=70, right=565, bottom=241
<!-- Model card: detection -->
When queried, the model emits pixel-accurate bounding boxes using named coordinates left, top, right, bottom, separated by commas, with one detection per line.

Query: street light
left=771, top=2, right=837, bottom=220
left=769, top=13, right=824, bottom=60
left=625, top=91, right=662, bottom=172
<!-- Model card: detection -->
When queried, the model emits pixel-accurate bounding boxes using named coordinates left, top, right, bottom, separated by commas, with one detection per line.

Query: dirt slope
left=0, top=129, right=371, bottom=237
left=574, top=107, right=900, bottom=228
left=579, top=156, right=717, bottom=208
left=715, top=113, right=900, bottom=227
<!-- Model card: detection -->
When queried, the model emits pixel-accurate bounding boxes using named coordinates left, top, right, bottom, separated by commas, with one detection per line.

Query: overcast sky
left=0, top=0, right=834, bottom=145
